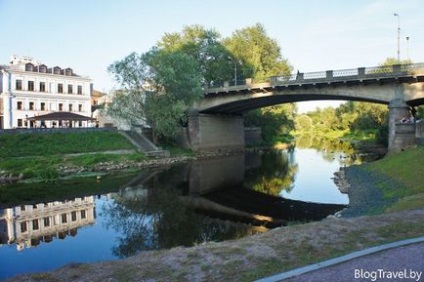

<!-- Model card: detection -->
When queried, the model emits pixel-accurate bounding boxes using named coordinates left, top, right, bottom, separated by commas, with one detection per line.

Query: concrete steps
left=120, top=130, right=169, bottom=158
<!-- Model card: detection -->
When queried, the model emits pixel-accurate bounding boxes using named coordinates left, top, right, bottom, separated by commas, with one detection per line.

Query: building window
left=61, top=213, right=67, bottom=223
left=40, top=82, right=46, bottom=92
left=81, top=210, right=86, bottom=219
left=69, top=104, right=73, bottom=111
left=41, top=102, right=46, bottom=111
left=44, top=217, right=50, bottom=227
left=65, top=68, right=73, bottom=76
left=53, top=67, right=61, bottom=75
left=17, top=119, right=23, bottom=127
left=78, top=104, right=83, bottom=112
left=59, top=103, right=63, bottom=111
left=29, top=102, right=35, bottom=110
left=39, top=65, right=47, bottom=73
left=28, top=81, right=34, bottom=91
left=25, top=63, right=34, bottom=71
left=68, top=85, right=73, bottom=94
left=32, top=219, right=39, bottom=230
left=71, top=211, right=77, bottom=221
left=16, top=80, right=22, bottom=90
left=20, top=222, right=27, bottom=233
left=58, top=83, right=63, bottom=93
left=17, top=101, right=23, bottom=110
left=77, top=85, right=82, bottom=94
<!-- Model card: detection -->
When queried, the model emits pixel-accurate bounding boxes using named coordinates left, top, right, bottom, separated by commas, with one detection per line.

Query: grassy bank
left=363, top=146, right=424, bottom=212
left=0, top=131, right=145, bottom=180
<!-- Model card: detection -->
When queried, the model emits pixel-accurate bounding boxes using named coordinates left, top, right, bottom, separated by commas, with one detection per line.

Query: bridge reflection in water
left=119, top=152, right=346, bottom=229
left=185, top=153, right=344, bottom=227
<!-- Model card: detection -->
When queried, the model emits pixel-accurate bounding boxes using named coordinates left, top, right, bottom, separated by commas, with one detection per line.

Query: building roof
left=27, top=112, right=95, bottom=121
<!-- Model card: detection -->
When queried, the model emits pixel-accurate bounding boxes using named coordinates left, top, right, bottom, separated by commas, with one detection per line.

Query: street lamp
left=393, top=13, right=400, bottom=62
left=228, top=56, right=237, bottom=86
left=406, top=36, right=410, bottom=61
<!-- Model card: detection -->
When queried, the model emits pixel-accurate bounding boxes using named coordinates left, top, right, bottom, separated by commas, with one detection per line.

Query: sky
left=1, top=0, right=423, bottom=112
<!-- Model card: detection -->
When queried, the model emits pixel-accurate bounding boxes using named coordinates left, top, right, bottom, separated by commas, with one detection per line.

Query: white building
left=0, top=55, right=92, bottom=129
left=0, top=196, right=96, bottom=250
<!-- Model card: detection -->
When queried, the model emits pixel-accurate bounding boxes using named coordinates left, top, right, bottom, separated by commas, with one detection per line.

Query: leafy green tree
left=108, top=49, right=202, bottom=140
left=295, top=114, right=314, bottom=132
left=245, top=104, right=295, bottom=144
left=158, top=25, right=235, bottom=87
left=107, top=52, right=150, bottom=127
left=223, top=23, right=292, bottom=81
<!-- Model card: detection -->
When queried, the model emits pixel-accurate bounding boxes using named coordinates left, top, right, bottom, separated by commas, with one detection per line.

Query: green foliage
left=298, top=101, right=388, bottom=145
left=158, top=25, right=235, bottom=87
left=244, top=150, right=297, bottom=196
left=109, top=24, right=293, bottom=141
left=36, top=167, right=59, bottom=183
left=223, top=23, right=292, bottom=81
left=245, top=104, right=295, bottom=144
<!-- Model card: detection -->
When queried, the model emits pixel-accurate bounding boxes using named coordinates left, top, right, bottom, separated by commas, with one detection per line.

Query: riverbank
left=0, top=130, right=245, bottom=183
left=6, top=147, right=424, bottom=282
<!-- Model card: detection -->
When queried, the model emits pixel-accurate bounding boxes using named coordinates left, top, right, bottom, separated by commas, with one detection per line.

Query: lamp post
left=406, top=36, right=410, bottom=61
left=393, top=13, right=400, bottom=62
left=228, top=56, right=237, bottom=86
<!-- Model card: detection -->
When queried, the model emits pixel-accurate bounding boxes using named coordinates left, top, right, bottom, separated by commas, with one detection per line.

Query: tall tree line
left=107, top=23, right=293, bottom=142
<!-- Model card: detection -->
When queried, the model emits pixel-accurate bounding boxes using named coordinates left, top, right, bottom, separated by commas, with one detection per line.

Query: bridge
left=177, top=63, right=424, bottom=153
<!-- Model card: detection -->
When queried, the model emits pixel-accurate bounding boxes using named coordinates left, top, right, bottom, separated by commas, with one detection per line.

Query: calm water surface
left=0, top=140, right=373, bottom=279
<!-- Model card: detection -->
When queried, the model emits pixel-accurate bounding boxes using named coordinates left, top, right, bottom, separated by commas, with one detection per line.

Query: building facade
left=0, top=55, right=92, bottom=129
left=0, top=196, right=95, bottom=250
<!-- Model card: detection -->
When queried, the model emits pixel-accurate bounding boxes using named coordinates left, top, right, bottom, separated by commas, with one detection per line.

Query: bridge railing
left=205, top=63, right=424, bottom=93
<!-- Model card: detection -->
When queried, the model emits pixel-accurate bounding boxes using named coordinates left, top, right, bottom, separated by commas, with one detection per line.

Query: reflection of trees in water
left=102, top=168, right=264, bottom=258
left=296, top=134, right=360, bottom=166
left=244, top=150, right=298, bottom=196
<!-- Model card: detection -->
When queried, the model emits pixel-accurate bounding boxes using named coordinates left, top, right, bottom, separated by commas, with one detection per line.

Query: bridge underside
left=196, top=75, right=424, bottom=115
left=199, top=94, right=386, bottom=115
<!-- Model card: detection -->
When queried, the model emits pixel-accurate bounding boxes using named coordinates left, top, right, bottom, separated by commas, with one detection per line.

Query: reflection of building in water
left=0, top=196, right=95, bottom=251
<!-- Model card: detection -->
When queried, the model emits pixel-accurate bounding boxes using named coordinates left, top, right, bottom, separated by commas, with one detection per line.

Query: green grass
left=0, top=131, right=147, bottom=179
left=0, top=131, right=134, bottom=158
left=365, top=146, right=424, bottom=211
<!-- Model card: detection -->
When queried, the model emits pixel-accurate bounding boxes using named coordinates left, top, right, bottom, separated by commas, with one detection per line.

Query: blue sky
left=1, top=0, right=423, bottom=111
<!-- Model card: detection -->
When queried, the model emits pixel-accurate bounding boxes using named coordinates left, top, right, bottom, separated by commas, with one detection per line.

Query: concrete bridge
left=180, top=63, right=424, bottom=153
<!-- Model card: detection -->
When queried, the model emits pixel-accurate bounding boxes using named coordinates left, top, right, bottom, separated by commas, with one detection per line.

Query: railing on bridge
left=206, top=63, right=424, bottom=92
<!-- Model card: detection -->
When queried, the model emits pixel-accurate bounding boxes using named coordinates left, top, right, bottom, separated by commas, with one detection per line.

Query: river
left=0, top=138, right=377, bottom=279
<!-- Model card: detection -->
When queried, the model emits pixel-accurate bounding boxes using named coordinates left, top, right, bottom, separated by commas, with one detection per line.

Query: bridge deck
left=205, top=63, right=424, bottom=96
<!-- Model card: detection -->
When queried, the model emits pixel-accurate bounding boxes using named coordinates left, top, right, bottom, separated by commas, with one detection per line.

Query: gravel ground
left=282, top=242, right=424, bottom=282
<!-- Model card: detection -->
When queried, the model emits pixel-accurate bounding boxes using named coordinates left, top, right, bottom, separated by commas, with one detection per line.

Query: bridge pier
left=182, top=113, right=245, bottom=151
left=388, top=98, right=416, bottom=153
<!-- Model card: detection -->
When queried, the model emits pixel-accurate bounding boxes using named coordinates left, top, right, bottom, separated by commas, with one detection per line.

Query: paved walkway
left=257, top=237, right=424, bottom=282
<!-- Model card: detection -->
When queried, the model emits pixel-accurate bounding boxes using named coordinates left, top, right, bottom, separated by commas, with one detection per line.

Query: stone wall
left=186, top=114, right=245, bottom=151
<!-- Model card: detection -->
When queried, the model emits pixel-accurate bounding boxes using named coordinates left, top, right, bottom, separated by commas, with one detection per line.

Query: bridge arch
left=184, top=64, right=424, bottom=152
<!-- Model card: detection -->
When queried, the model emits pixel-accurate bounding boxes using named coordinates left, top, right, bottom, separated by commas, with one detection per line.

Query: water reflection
left=0, top=145, right=354, bottom=278
left=0, top=197, right=95, bottom=250
left=244, top=149, right=298, bottom=196
left=100, top=152, right=345, bottom=257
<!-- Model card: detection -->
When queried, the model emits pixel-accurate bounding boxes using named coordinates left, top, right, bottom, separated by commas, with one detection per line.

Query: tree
left=158, top=25, right=235, bottom=87
left=223, top=23, right=292, bottom=81
left=107, top=52, right=150, bottom=127
left=108, top=49, right=202, bottom=140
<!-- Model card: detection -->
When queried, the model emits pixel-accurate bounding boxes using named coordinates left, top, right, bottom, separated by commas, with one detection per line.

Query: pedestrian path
left=256, top=236, right=424, bottom=282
